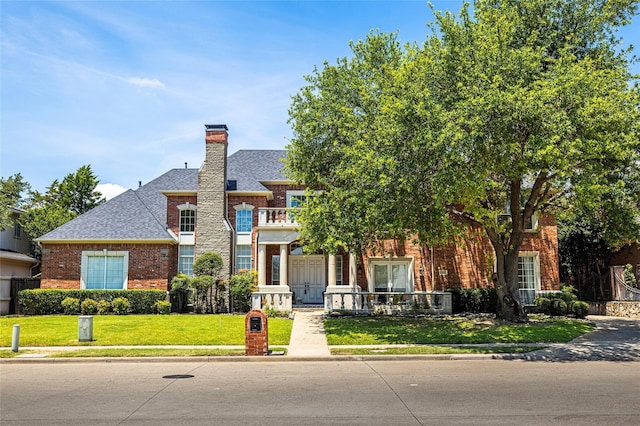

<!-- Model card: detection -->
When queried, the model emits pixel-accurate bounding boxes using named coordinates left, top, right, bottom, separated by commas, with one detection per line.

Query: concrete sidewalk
left=287, top=310, right=331, bottom=358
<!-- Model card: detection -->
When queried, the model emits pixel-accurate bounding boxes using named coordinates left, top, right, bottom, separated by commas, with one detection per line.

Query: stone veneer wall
left=196, top=126, right=232, bottom=282
left=605, top=301, right=640, bottom=318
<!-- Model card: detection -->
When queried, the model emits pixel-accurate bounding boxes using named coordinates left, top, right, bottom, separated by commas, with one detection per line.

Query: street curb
left=0, top=353, right=513, bottom=364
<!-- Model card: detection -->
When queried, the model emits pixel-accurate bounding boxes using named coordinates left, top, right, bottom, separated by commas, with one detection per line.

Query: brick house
left=38, top=124, right=560, bottom=313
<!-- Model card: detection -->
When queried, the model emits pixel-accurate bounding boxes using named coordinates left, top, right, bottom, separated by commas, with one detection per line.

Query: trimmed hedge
left=447, top=288, right=498, bottom=314
left=18, top=289, right=167, bottom=315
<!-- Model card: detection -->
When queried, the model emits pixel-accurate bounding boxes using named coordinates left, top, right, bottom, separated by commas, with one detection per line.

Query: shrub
left=558, top=286, right=578, bottom=304
left=80, top=298, right=98, bottom=315
left=97, top=300, right=111, bottom=315
left=550, top=299, right=568, bottom=316
left=17, top=289, right=167, bottom=315
left=192, top=275, right=224, bottom=314
left=572, top=301, right=589, bottom=319
left=264, top=305, right=290, bottom=318
left=61, top=297, right=80, bottom=315
left=193, top=252, right=223, bottom=277
left=229, top=270, right=257, bottom=313
left=533, top=297, right=551, bottom=314
left=169, top=274, right=192, bottom=313
left=111, top=297, right=130, bottom=315
left=448, top=288, right=498, bottom=314
left=154, top=300, right=171, bottom=315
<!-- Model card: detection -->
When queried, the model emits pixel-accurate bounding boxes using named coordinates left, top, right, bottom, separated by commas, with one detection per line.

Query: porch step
left=293, top=304, right=324, bottom=311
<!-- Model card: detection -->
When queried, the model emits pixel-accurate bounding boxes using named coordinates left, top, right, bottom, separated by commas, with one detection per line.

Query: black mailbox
left=249, top=316, right=262, bottom=332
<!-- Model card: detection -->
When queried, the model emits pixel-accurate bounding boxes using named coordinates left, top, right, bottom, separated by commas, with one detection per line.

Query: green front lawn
left=324, top=315, right=594, bottom=345
left=0, top=315, right=292, bottom=346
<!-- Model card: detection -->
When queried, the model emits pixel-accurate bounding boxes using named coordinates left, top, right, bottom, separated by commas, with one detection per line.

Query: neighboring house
left=610, top=242, right=640, bottom=274
left=609, top=241, right=640, bottom=300
left=38, top=124, right=560, bottom=313
left=0, top=208, right=39, bottom=314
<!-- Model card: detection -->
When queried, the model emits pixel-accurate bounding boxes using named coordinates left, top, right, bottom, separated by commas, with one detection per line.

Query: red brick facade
left=40, top=242, right=176, bottom=290
left=166, top=195, right=198, bottom=237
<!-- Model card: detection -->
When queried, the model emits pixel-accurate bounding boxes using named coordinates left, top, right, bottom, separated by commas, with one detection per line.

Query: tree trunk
left=489, top=232, right=528, bottom=323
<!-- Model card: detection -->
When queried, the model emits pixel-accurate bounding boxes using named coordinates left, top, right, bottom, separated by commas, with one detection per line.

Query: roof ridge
left=133, top=186, right=170, bottom=236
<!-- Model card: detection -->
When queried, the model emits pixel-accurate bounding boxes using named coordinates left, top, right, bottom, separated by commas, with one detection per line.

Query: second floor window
left=180, top=209, right=196, bottom=233
left=236, top=209, right=252, bottom=233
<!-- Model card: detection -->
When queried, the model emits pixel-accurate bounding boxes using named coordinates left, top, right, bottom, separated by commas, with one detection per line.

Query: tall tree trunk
left=488, top=228, right=528, bottom=322
left=496, top=249, right=528, bottom=322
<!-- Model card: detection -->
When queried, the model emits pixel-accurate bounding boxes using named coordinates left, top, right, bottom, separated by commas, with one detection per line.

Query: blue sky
left=2, top=1, right=639, bottom=199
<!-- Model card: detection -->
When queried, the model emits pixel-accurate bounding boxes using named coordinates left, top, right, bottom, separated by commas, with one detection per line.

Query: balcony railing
left=258, top=208, right=299, bottom=227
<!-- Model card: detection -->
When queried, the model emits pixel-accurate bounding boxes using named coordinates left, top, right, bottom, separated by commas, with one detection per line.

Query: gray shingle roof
left=38, top=151, right=291, bottom=242
left=38, top=169, right=197, bottom=242
left=227, top=150, right=288, bottom=191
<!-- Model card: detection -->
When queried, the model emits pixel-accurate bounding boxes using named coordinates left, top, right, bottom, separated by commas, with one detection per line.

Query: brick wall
left=40, top=242, right=176, bottom=290
left=166, top=195, right=198, bottom=236
left=353, top=215, right=560, bottom=292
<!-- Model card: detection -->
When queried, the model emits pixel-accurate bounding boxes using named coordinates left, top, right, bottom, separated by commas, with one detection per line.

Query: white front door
left=289, top=255, right=325, bottom=304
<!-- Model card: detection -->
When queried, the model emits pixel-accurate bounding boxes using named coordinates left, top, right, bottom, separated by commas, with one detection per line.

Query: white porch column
left=328, top=254, right=336, bottom=286
left=258, top=244, right=267, bottom=286
left=279, top=244, right=288, bottom=287
left=349, top=253, right=358, bottom=288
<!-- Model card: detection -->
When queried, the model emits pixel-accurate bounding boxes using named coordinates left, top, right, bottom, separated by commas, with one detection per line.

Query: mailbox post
left=245, top=309, right=268, bottom=356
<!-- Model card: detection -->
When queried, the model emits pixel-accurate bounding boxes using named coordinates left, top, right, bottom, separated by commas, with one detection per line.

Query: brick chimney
left=196, top=124, right=232, bottom=281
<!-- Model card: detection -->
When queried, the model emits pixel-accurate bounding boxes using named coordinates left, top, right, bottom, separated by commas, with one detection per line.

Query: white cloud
left=96, top=183, right=127, bottom=200
left=127, top=77, right=165, bottom=88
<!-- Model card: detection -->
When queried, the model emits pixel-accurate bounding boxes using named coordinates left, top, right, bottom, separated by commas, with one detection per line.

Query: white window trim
left=367, top=257, right=415, bottom=293
left=80, top=250, right=129, bottom=290
left=233, top=203, right=255, bottom=234
left=518, top=251, right=541, bottom=305
left=177, top=203, right=197, bottom=237
left=286, top=191, right=306, bottom=208
left=178, top=245, right=195, bottom=277
left=235, top=244, right=252, bottom=272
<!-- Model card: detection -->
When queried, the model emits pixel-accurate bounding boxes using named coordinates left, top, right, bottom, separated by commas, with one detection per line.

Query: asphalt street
left=1, top=359, right=639, bottom=425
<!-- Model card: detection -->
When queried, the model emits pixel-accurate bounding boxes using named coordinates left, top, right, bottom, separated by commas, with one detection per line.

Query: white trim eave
left=161, top=190, right=197, bottom=196
left=37, top=239, right=178, bottom=245
left=227, top=190, right=274, bottom=201
left=258, top=180, right=294, bottom=186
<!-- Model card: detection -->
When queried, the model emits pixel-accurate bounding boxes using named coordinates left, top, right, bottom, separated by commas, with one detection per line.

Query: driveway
left=507, top=315, right=640, bottom=362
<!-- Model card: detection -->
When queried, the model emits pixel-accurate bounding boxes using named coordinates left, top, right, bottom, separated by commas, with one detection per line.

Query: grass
left=324, top=315, right=594, bottom=345
left=330, top=346, right=548, bottom=355
left=0, top=314, right=292, bottom=347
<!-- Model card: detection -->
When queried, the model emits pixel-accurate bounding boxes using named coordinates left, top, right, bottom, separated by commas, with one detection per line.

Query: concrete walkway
left=286, top=310, right=331, bottom=357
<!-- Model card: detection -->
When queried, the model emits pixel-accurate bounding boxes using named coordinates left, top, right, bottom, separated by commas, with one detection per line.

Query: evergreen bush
left=97, top=300, right=111, bottom=315
left=80, top=298, right=98, bottom=315
left=571, top=301, right=589, bottom=319
left=447, top=288, right=498, bottom=314
left=229, top=270, right=257, bottom=313
left=17, top=289, right=166, bottom=315
left=61, top=297, right=80, bottom=315
left=111, top=297, right=130, bottom=315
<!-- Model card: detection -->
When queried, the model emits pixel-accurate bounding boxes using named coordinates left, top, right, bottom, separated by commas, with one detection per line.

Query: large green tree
left=19, top=165, right=104, bottom=240
left=0, top=173, right=30, bottom=230
left=286, top=0, right=640, bottom=321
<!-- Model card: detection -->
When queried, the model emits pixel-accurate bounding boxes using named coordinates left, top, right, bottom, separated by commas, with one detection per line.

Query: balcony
left=258, top=208, right=299, bottom=228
